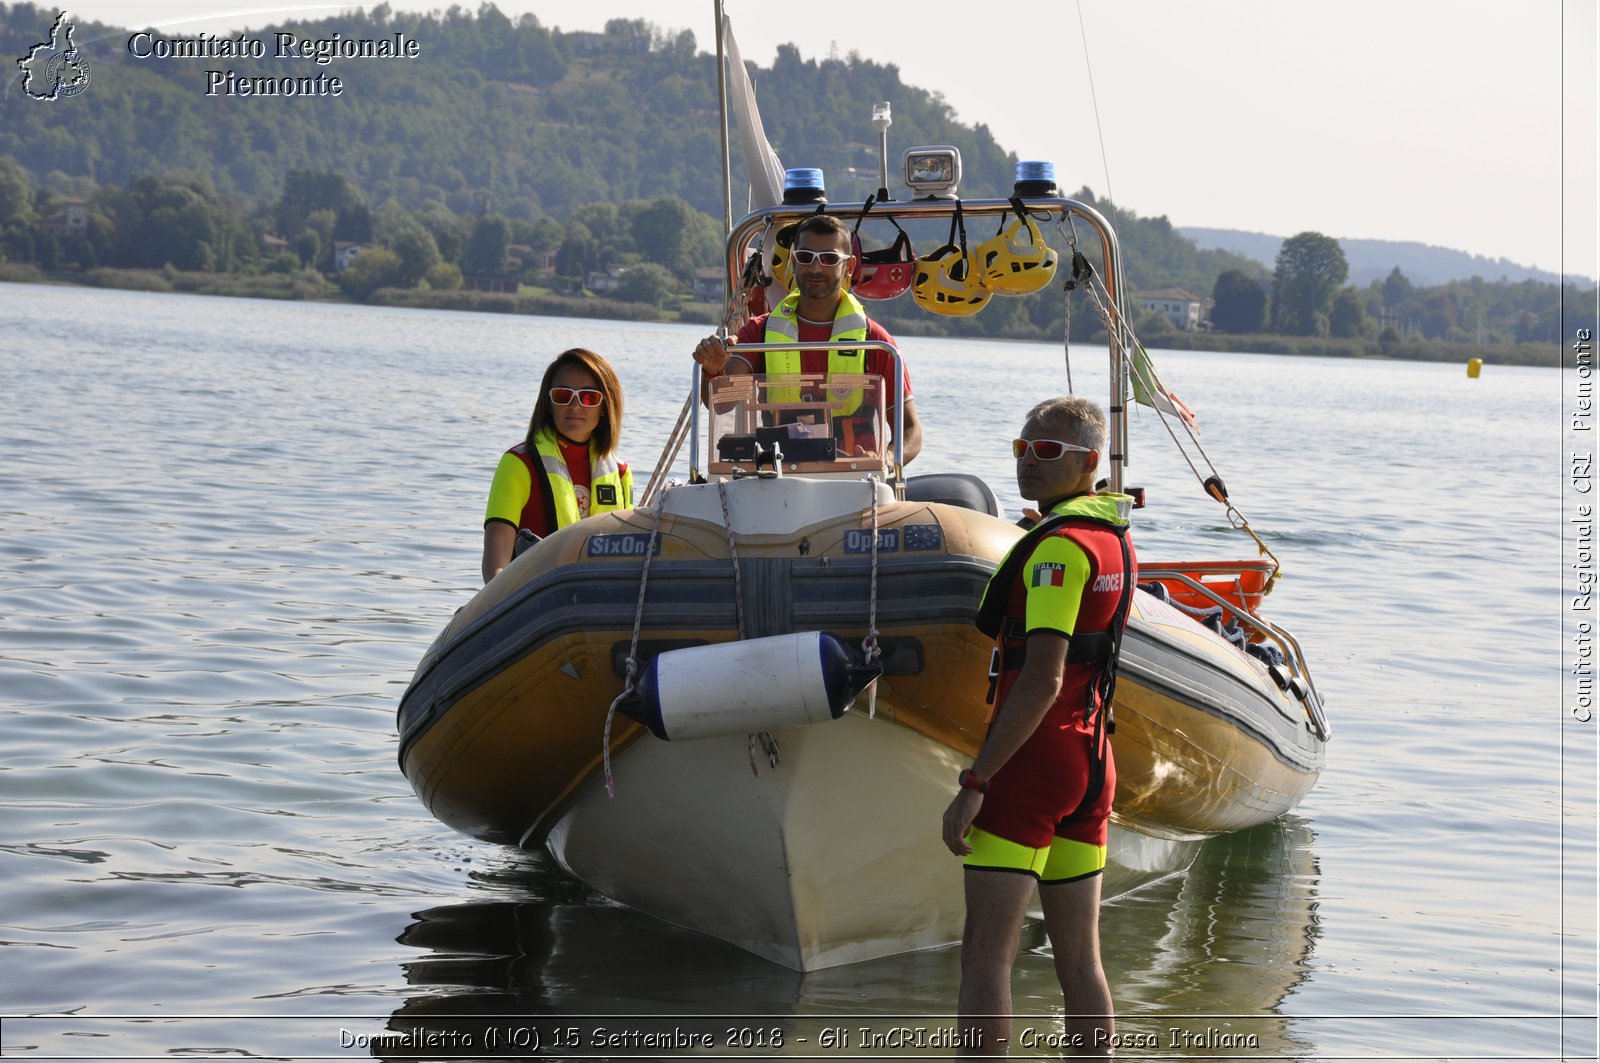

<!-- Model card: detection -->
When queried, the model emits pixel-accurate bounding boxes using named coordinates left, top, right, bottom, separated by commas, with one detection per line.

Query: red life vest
left=976, top=494, right=1137, bottom=733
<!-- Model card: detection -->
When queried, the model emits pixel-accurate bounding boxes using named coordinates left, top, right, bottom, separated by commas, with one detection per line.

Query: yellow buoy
left=1467, top=357, right=1483, bottom=378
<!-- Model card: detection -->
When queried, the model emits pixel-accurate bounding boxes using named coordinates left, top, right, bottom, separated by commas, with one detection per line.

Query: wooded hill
left=1, top=2, right=1587, bottom=354
left=2, top=3, right=1021, bottom=226
left=0, top=4, right=1255, bottom=285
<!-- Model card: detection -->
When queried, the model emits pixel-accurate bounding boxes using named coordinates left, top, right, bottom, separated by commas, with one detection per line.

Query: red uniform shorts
left=971, top=713, right=1114, bottom=850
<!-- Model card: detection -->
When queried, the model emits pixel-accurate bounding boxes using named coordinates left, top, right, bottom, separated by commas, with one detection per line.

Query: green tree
left=334, top=201, right=373, bottom=243
left=1328, top=289, right=1372, bottom=338
left=627, top=195, right=719, bottom=280
left=1513, top=309, right=1540, bottom=343
left=97, top=173, right=253, bottom=272
left=424, top=261, right=463, bottom=289
left=570, top=201, right=633, bottom=268
left=602, top=18, right=653, bottom=52
left=1, top=224, right=35, bottom=263
left=614, top=262, right=678, bottom=305
left=1380, top=266, right=1415, bottom=313
left=523, top=214, right=565, bottom=255
left=1210, top=270, right=1267, bottom=333
left=629, top=196, right=693, bottom=276
left=276, top=171, right=366, bottom=244
left=1131, top=302, right=1175, bottom=340
left=304, top=209, right=337, bottom=269
left=415, top=202, right=466, bottom=264
left=463, top=214, right=511, bottom=274
left=392, top=228, right=442, bottom=287
left=293, top=228, right=322, bottom=270
left=1271, top=232, right=1348, bottom=336
left=555, top=221, right=598, bottom=279
left=0, top=158, right=35, bottom=229
left=1420, top=290, right=1458, bottom=339
left=339, top=246, right=405, bottom=300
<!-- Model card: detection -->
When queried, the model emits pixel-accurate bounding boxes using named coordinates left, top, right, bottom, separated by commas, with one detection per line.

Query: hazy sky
left=41, top=0, right=1600, bottom=278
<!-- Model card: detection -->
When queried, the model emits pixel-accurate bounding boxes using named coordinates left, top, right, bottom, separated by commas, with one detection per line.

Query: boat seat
left=904, top=473, right=1001, bottom=516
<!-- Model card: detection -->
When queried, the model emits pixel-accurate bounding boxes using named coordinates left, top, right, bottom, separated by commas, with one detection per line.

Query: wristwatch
left=958, top=768, right=989, bottom=794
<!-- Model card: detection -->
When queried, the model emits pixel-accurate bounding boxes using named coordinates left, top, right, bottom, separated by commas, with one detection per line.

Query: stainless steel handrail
left=1261, top=618, right=1324, bottom=711
left=1138, top=568, right=1294, bottom=669
left=690, top=339, right=905, bottom=486
left=1139, top=567, right=1285, bottom=644
left=1138, top=567, right=1326, bottom=724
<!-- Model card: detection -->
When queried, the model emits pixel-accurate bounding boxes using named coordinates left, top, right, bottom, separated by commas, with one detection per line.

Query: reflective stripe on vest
left=519, top=427, right=628, bottom=530
left=764, top=290, right=870, bottom=416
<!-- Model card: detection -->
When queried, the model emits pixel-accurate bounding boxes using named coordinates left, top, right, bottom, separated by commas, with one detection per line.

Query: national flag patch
left=1031, top=562, right=1066, bottom=588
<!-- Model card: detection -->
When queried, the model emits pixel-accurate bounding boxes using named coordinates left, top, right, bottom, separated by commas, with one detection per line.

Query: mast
left=713, top=0, right=733, bottom=308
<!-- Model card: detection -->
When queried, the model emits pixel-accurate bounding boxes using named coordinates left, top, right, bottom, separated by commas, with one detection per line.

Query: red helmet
left=850, top=213, right=915, bottom=301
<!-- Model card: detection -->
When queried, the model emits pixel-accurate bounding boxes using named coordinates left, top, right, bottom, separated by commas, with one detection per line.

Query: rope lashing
left=1063, top=226, right=1282, bottom=588
left=861, top=477, right=883, bottom=718
left=602, top=485, right=670, bottom=797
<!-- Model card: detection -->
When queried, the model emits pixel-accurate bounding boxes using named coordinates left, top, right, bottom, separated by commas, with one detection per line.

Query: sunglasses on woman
left=550, top=387, right=604, bottom=407
left=790, top=249, right=849, bottom=266
left=1012, top=438, right=1093, bottom=460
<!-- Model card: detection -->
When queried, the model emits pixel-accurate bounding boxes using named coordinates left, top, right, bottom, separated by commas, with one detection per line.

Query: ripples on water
left=0, top=283, right=1592, bottom=1060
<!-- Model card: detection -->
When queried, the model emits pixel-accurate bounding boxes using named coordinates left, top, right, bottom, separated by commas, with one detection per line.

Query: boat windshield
left=705, top=371, right=891, bottom=480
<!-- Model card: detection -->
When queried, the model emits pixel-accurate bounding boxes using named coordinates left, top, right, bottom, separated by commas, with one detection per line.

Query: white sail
left=723, top=14, right=784, bottom=210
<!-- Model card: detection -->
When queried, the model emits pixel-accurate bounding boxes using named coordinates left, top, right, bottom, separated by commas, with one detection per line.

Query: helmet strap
left=853, top=193, right=877, bottom=234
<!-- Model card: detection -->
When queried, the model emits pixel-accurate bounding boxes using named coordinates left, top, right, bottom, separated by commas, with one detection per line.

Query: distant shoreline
left=0, top=264, right=1561, bottom=368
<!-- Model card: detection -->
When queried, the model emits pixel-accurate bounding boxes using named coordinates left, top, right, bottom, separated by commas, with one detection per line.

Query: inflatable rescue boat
left=397, top=40, right=1326, bottom=969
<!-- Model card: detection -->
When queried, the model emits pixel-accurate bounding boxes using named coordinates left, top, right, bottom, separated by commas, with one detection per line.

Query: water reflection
left=377, top=818, right=1320, bottom=1059
left=1096, top=817, right=1322, bottom=1056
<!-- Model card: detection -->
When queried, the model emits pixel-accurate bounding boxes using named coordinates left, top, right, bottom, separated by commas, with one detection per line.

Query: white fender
left=621, top=632, right=881, bottom=741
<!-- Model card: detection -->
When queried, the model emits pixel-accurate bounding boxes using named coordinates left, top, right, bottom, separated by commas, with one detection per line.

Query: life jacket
left=976, top=492, right=1137, bottom=811
left=763, top=289, right=871, bottom=418
left=509, top=426, right=631, bottom=536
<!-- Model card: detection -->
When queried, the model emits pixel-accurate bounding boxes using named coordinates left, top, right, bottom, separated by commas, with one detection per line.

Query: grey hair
left=1023, top=395, right=1107, bottom=452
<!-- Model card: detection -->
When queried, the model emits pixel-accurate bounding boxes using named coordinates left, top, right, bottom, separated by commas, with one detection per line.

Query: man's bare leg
left=957, top=869, right=1037, bottom=1056
left=1040, top=874, right=1113, bottom=1055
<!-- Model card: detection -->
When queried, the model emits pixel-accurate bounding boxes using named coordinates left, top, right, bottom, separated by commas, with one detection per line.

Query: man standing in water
left=690, top=213, right=922, bottom=463
left=942, top=396, right=1136, bottom=1056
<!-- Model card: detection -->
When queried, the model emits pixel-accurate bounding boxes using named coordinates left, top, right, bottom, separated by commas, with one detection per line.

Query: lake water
left=1, top=282, right=1593, bottom=1061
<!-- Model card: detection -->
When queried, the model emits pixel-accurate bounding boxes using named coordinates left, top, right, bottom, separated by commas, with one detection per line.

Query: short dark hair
left=526, top=347, right=625, bottom=455
left=793, top=213, right=851, bottom=250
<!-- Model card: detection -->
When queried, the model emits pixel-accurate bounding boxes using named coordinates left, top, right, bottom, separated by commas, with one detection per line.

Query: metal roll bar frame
left=716, top=196, right=1133, bottom=492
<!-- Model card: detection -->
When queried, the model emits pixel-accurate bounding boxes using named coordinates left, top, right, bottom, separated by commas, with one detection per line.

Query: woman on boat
left=480, top=348, right=632, bottom=583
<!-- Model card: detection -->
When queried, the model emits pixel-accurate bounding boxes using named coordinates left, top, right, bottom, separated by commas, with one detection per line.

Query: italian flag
left=1031, top=562, right=1066, bottom=588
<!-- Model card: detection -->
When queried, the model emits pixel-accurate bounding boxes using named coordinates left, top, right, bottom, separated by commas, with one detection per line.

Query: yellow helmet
left=912, top=243, right=991, bottom=317
left=912, top=206, right=990, bottom=317
left=975, top=208, right=1057, bottom=295
left=765, top=222, right=799, bottom=291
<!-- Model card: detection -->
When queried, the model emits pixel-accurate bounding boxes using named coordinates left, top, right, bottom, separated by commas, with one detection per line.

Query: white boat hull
left=546, top=709, right=1197, bottom=971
